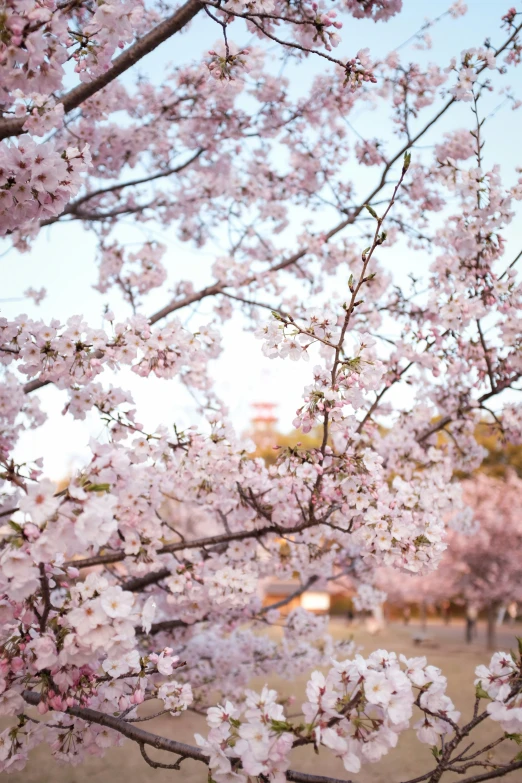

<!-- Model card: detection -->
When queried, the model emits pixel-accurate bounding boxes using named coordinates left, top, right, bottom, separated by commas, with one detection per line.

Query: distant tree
left=443, top=472, right=522, bottom=649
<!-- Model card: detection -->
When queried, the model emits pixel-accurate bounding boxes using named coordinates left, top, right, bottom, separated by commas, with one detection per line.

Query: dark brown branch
left=38, top=563, right=52, bottom=632
left=23, top=377, right=52, bottom=394
left=21, top=691, right=355, bottom=783
left=123, top=568, right=171, bottom=592
left=476, top=320, right=496, bottom=391
left=147, top=617, right=205, bottom=634
left=139, top=742, right=185, bottom=769
left=0, top=0, right=203, bottom=141
left=22, top=690, right=209, bottom=763
left=456, top=761, right=522, bottom=783
left=68, top=516, right=320, bottom=572
left=458, top=737, right=506, bottom=763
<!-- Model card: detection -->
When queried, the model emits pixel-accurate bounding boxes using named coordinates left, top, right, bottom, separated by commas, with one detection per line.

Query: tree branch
left=416, top=374, right=521, bottom=444
left=259, top=576, right=319, bottom=613
left=21, top=691, right=355, bottom=783
left=476, top=320, right=496, bottom=391
left=0, top=0, right=203, bottom=141
left=40, top=149, right=204, bottom=226
left=456, top=761, right=522, bottom=783
left=38, top=563, right=52, bottom=632
left=22, top=690, right=209, bottom=762
left=68, top=516, right=322, bottom=573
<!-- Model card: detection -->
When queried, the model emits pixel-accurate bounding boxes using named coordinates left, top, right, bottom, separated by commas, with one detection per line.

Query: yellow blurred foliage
left=249, top=421, right=522, bottom=477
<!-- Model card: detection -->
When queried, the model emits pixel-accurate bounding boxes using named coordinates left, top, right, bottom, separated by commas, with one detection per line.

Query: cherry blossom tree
left=379, top=473, right=522, bottom=647
left=441, top=473, right=522, bottom=650
left=2, top=0, right=522, bottom=780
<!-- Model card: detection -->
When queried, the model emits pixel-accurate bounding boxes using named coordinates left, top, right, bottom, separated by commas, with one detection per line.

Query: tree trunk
left=465, top=613, right=476, bottom=644
left=487, top=603, right=498, bottom=651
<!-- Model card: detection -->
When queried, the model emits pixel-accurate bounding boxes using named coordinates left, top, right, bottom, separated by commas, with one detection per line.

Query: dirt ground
left=6, top=619, right=522, bottom=783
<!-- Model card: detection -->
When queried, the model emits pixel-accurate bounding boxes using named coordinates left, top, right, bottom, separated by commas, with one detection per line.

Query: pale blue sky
left=1, top=0, right=521, bottom=478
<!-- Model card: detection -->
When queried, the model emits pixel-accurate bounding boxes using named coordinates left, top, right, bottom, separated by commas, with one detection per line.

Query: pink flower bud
left=133, top=689, right=145, bottom=704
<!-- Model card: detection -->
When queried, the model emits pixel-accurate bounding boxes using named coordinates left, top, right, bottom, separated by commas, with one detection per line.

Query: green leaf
left=364, top=204, right=379, bottom=219
left=431, top=746, right=440, bottom=759
left=505, top=732, right=522, bottom=744
left=475, top=684, right=491, bottom=700
left=85, top=483, right=111, bottom=492
left=270, top=719, right=294, bottom=733
left=403, top=151, right=412, bottom=171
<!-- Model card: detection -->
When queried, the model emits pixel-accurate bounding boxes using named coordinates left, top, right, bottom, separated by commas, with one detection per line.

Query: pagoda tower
left=250, top=402, right=278, bottom=450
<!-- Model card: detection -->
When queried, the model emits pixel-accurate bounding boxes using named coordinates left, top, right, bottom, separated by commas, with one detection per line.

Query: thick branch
left=456, top=761, right=522, bottom=783
left=21, top=691, right=354, bottom=783
left=69, top=517, right=320, bottom=573
left=22, top=689, right=209, bottom=762
left=123, top=568, right=172, bottom=592
left=146, top=617, right=202, bottom=634
left=0, top=0, right=203, bottom=141
left=38, top=563, right=52, bottom=632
